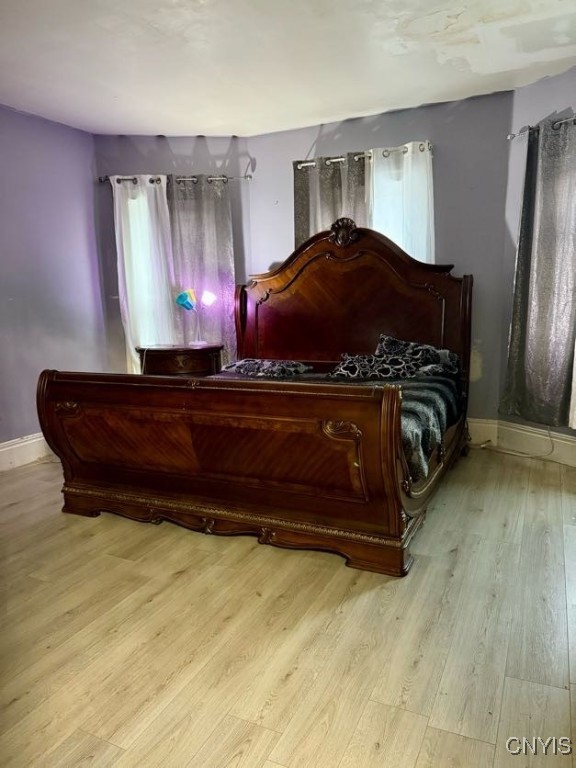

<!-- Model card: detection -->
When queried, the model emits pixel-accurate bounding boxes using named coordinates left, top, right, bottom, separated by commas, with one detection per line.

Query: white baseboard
left=0, top=433, right=55, bottom=472
left=467, top=419, right=499, bottom=446
left=467, top=418, right=576, bottom=468
left=497, top=421, right=576, bottom=468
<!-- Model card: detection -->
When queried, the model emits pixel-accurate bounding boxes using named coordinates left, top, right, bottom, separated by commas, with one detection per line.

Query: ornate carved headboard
left=235, top=218, right=472, bottom=378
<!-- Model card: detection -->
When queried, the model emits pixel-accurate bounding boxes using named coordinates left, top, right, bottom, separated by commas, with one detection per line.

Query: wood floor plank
left=337, top=700, right=428, bottom=768
left=1, top=510, right=154, bottom=579
left=266, top=572, right=405, bottom=768
left=184, top=715, right=279, bottom=768
left=0, top=559, right=225, bottom=731
left=493, top=677, right=571, bottom=766
left=106, top=532, right=223, bottom=579
left=523, top=459, right=564, bottom=528
left=415, top=727, right=495, bottom=767
left=561, top=465, right=576, bottom=527
left=416, top=449, right=528, bottom=548
left=229, top=566, right=398, bottom=731
left=370, top=535, right=479, bottom=716
left=0, top=460, right=61, bottom=507
left=428, top=537, right=519, bottom=743
left=80, top=550, right=320, bottom=746
left=0, top=485, right=62, bottom=533
left=0, top=573, right=52, bottom=619
left=506, top=461, right=569, bottom=689
left=42, top=729, right=125, bottom=767
left=571, top=684, right=576, bottom=768
left=564, top=524, right=576, bottom=683
left=0, top=550, right=300, bottom=766
left=105, top=554, right=340, bottom=765
left=0, top=554, right=146, bottom=659
left=1, top=514, right=85, bottom=568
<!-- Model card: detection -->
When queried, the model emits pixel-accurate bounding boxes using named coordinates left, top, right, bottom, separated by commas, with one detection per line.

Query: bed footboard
left=38, top=370, right=436, bottom=576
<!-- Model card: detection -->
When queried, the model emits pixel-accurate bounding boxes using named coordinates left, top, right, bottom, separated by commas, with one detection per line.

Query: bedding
left=398, top=377, right=461, bottom=480
left=374, top=334, right=460, bottom=375
left=326, top=353, right=448, bottom=380
left=221, top=358, right=313, bottom=377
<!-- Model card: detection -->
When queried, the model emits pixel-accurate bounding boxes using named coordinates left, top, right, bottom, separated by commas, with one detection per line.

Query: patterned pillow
left=222, top=358, right=312, bottom=378
left=374, top=334, right=460, bottom=374
left=328, top=354, right=447, bottom=380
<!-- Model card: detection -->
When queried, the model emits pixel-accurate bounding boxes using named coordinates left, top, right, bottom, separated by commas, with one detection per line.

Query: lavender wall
left=246, top=93, right=514, bottom=420
left=93, top=135, right=253, bottom=371
left=0, top=106, right=105, bottom=442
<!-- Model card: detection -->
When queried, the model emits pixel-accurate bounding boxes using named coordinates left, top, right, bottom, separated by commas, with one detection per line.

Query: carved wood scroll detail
left=329, top=218, right=359, bottom=247
left=321, top=420, right=361, bottom=441
left=258, top=527, right=276, bottom=545
left=425, top=283, right=444, bottom=302
left=55, top=401, right=80, bottom=415
left=201, top=517, right=215, bottom=534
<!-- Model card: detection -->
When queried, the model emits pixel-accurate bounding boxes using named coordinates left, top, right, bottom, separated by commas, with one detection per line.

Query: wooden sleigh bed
left=37, top=219, right=472, bottom=576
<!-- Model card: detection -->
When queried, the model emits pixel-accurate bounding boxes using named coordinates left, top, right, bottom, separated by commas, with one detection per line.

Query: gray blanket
left=396, top=377, right=461, bottom=481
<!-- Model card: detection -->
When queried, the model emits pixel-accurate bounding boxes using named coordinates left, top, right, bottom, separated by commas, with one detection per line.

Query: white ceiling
left=0, top=0, right=575, bottom=137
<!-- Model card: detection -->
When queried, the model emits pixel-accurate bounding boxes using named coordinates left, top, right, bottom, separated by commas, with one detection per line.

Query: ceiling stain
left=0, top=0, right=575, bottom=134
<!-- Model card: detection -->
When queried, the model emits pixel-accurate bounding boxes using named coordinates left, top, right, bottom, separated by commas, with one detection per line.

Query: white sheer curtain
left=167, top=176, right=236, bottom=363
left=371, top=141, right=435, bottom=263
left=110, top=175, right=177, bottom=373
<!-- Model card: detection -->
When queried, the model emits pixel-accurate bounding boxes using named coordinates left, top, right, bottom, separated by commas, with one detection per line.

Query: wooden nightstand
left=136, top=344, right=223, bottom=377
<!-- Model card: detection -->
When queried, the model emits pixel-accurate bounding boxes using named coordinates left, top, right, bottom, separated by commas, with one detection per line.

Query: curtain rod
left=296, top=153, right=371, bottom=170
left=507, top=114, right=576, bottom=140
left=296, top=142, right=433, bottom=169
left=506, top=128, right=530, bottom=141
left=98, top=174, right=252, bottom=184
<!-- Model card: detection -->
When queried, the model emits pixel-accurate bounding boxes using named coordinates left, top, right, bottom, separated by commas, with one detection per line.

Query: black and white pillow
left=374, top=334, right=460, bottom=374
left=328, top=354, right=446, bottom=380
left=222, top=358, right=312, bottom=378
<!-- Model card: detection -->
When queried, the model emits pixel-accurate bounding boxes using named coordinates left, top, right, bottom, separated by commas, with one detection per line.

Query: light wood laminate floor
left=0, top=449, right=575, bottom=767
